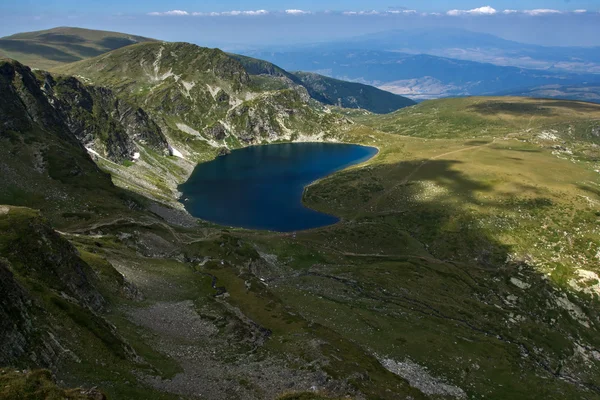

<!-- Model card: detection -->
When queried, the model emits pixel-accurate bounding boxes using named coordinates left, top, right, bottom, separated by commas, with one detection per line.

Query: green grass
left=0, top=27, right=155, bottom=70
left=0, top=369, right=104, bottom=400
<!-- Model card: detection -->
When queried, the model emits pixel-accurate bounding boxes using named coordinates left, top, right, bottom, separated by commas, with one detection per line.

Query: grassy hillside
left=230, top=53, right=416, bottom=113
left=293, top=71, right=416, bottom=113
left=496, top=84, right=600, bottom=104
left=0, top=27, right=155, bottom=70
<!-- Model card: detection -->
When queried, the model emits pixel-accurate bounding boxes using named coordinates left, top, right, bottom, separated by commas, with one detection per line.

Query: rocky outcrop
left=204, top=122, right=228, bottom=141
left=0, top=207, right=139, bottom=369
left=46, top=74, right=169, bottom=162
left=1, top=59, right=168, bottom=163
left=0, top=60, right=75, bottom=143
left=9, top=213, right=106, bottom=311
left=0, top=260, right=52, bottom=367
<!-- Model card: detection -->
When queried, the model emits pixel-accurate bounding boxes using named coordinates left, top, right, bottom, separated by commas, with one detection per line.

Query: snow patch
left=168, top=144, right=185, bottom=159
left=85, top=147, right=116, bottom=165
left=133, top=152, right=140, bottom=160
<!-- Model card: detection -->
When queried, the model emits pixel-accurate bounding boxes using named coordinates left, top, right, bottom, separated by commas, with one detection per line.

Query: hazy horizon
left=1, top=1, right=600, bottom=48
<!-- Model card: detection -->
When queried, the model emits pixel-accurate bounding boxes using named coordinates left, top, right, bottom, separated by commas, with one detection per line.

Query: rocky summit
left=0, top=26, right=600, bottom=400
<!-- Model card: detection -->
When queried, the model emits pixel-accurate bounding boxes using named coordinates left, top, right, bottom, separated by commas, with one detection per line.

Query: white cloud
left=221, top=10, right=269, bottom=16
left=447, top=6, right=497, bottom=16
left=285, top=9, right=311, bottom=15
left=386, top=10, right=417, bottom=15
left=148, top=10, right=189, bottom=16
left=146, top=7, right=586, bottom=18
left=523, top=9, right=562, bottom=16
left=343, top=10, right=380, bottom=15
left=152, top=9, right=270, bottom=17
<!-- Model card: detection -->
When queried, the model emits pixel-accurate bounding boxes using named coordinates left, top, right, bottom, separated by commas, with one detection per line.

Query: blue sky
left=2, top=0, right=599, bottom=14
left=1, top=1, right=599, bottom=47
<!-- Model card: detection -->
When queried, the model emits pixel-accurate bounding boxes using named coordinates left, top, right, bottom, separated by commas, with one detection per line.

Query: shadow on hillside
left=37, top=33, right=86, bottom=44
left=0, top=40, right=79, bottom=63
left=307, top=158, right=556, bottom=267
left=469, top=101, right=553, bottom=116
left=490, top=145, right=542, bottom=153
left=99, top=37, right=139, bottom=50
left=544, top=100, right=600, bottom=112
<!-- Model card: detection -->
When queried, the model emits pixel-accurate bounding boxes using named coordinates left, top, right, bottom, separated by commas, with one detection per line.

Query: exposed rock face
left=0, top=60, right=74, bottom=143
left=46, top=74, right=169, bottom=162
left=10, top=215, right=106, bottom=311
left=0, top=207, right=139, bottom=369
left=0, top=260, right=43, bottom=366
left=204, top=123, right=228, bottom=141
left=1, top=60, right=168, bottom=164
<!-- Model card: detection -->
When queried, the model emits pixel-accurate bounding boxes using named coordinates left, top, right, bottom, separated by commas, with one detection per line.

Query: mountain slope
left=55, top=41, right=348, bottom=153
left=230, top=54, right=415, bottom=113
left=292, top=71, right=416, bottom=113
left=0, top=59, right=153, bottom=224
left=0, top=27, right=155, bottom=70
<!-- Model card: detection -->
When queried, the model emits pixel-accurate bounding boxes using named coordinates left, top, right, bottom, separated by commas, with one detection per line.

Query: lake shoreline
left=178, top=142, right=378, bottom=232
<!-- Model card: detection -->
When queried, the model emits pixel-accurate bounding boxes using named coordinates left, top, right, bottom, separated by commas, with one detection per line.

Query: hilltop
left=0, top=27, right=155, bottom=70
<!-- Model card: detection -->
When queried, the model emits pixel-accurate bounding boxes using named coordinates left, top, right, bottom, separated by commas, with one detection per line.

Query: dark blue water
left=178, top=143, right=377, bottom=231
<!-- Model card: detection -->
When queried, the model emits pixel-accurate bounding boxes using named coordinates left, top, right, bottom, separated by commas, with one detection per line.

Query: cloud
left=343, top=10, right=380, bottom=15
left=220, top=10, right=269, bottom=16
left=146, top=7, right=588, bottom=18
left=523, top=9, right=562, bottom=16
left=386, top=10, right=418, bottom=15
left=150, top=9, right=270, bottom=17
left=447, top=6, right=497, bottom=16
left=148, top=10, right=189, bottom=16
left=285, top=9, right=311, bottom=15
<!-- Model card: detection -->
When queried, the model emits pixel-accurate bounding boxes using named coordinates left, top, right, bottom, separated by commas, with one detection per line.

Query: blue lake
left=178, top=142, right=377, bottom=231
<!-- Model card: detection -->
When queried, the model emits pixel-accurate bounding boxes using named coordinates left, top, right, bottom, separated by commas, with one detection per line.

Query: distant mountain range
left=252, top=28, right=600, bottom=74
left=241, top=28, right=600, bottom=102
left=243, top=48, right=600, bottom=100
